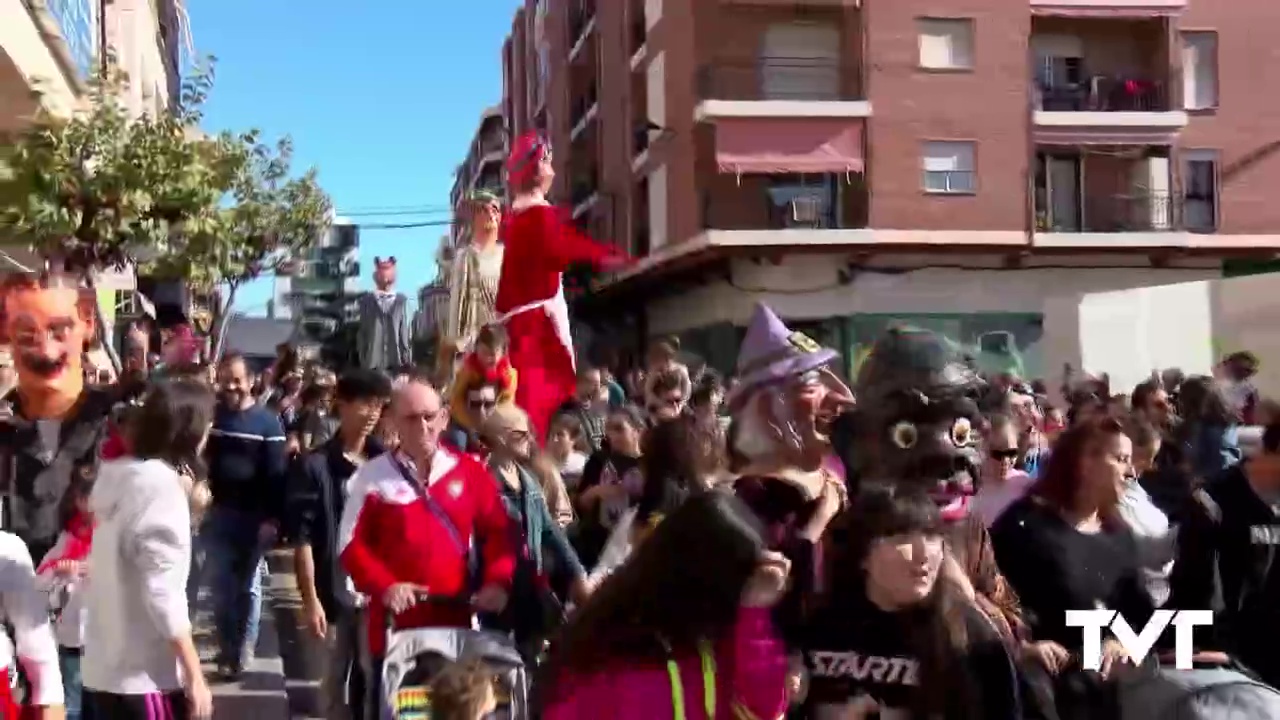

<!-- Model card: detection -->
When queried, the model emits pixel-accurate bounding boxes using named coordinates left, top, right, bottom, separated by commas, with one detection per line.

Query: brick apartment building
left=448, top=104, right=509, bottom=246
left=500, top=0, right=1280, bottom=378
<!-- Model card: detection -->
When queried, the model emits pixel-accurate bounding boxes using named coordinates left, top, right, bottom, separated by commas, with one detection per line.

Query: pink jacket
left=543, top=606, right=788, bottom=720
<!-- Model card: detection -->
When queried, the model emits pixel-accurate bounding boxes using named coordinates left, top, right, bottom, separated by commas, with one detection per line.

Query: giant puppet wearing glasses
left=0, top=272, right=115, bottom=560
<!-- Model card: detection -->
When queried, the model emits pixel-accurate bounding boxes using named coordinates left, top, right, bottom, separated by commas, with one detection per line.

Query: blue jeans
left=201, top=505, right=266, bottom=666
left=59, top=649, right=81, bottom=720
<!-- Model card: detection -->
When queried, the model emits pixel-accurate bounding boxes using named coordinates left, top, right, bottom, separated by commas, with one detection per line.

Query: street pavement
left=193, top=549, right=322, bottom=719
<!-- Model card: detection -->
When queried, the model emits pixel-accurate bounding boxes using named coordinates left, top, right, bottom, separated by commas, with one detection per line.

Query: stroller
left=380, top=593, right=531, bottom=720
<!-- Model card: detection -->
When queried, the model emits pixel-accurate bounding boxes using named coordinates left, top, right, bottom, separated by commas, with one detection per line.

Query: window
left=917, top=18, right=974, bottom=71
left=1182, top=32, right=1218, bottom=110
left=923, top=141, right=976, bottom=194
left=1184, top=149, right=1218, bottom=232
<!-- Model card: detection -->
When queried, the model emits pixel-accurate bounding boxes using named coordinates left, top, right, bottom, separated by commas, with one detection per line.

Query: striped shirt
left=206, top=404, right=289, bottom=521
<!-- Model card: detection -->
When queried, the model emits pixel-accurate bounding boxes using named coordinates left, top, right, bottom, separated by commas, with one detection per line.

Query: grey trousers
left=321, top=606, right=369, bottom=720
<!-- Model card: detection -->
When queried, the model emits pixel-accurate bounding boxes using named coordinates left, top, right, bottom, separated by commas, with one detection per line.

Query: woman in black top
left=798, top=485, right=1020, bottom=720
left=991, top=414, right=1155, bottom=719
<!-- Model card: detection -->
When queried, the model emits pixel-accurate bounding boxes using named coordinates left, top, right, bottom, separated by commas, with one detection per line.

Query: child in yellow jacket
left=449, top=324, right=518, bottom=433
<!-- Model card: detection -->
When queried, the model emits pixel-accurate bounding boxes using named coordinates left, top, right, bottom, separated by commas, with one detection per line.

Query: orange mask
left=0, top=276, right=93, bottom=419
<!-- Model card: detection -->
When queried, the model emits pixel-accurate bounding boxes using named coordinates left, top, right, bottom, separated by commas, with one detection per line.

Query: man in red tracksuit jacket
left=338, top=377, right=515, bottom=665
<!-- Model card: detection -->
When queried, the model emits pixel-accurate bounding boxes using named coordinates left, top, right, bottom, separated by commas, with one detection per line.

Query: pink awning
left=1034, top=126, right=1180, bottom=146
left=1030, top=1, right=1184, bottom=17
left=715, top=117, right=865, bottom=174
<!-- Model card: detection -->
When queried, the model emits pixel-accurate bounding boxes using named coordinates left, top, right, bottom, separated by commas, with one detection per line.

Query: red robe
left=495, top=204, right=624, bottom=441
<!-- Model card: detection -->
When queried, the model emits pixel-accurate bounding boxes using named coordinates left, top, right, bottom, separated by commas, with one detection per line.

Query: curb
left=193, top=559, right=290, bottom=719
left=265, top=549, right=326, bottom=719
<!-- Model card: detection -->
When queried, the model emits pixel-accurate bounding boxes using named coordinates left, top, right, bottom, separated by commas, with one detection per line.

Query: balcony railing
left=631, top=21, right=646, bottom=55
left=568, top=0, right=595, bottom=49
left=1035, top=77, right=1169, bottom=112
left=698, top=57, right=860, bottom=102
left=1035, top=193, right=1186, bottom=233
left=634, top=123, right=651, bottom=156
left=570, top=87, right=599, bottom=129
left=570, top=180, right=597, bottom=208
left=704, top=178, right=863, bottom=231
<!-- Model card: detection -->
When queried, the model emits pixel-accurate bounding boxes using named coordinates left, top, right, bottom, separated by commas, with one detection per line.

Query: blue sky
left=186, top=0, right=520, bottom=315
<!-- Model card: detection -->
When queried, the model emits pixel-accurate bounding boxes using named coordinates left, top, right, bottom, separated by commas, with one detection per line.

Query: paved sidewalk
left=193, top=556, right=290, bottom=719
left=264, top=549, right=326, bottom=720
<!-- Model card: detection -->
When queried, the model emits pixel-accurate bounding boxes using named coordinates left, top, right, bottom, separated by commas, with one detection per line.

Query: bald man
left=337, top=374, right=516, bottom=666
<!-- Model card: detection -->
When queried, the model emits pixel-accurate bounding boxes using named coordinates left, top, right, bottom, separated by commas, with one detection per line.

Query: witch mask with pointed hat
left=727, top=303, right=852, bottom=500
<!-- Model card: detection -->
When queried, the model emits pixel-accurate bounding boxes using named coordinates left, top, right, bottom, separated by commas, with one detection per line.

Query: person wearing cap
left=443, top=190, right=505, bottom=369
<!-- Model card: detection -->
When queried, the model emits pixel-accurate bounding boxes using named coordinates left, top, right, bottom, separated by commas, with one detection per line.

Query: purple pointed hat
left=725, top=302, right=840, bottom=410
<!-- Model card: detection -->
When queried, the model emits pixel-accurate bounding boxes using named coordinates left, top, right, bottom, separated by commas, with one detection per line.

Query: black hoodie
left=1167, top=465, right=1280, bottom=688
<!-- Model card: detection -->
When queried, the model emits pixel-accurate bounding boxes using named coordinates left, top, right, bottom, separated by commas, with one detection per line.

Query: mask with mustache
left=0, top=278, right=92, bottom=419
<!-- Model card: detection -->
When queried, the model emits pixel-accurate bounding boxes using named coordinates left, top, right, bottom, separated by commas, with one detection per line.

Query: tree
left=0, top=58, right=331, bottom=367
left=145, top=131, right=331, bottom=360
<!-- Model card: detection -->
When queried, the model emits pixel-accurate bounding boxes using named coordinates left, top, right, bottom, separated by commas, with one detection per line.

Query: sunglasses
left=468, top=399, right=497, bottom=410
left=990, top=448, right=1019, bottom=461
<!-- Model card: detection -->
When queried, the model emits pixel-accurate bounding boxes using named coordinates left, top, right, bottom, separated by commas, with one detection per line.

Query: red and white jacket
left=338, top=446, right=515, bottom=656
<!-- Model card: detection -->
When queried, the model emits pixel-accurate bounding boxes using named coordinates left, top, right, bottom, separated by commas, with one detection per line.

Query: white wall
left=646, top=252, right=1220, bottom=333
left=1212, top=273, right=1280, bottom=400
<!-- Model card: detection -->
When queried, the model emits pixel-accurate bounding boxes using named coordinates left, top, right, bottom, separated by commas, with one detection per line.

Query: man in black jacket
left=1168, top=422, right=1280, bottom=688
left=286, top=369, right=391, bottom=720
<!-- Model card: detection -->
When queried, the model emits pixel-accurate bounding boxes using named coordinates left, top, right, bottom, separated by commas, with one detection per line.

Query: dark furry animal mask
left=837, top=327, right=986, bottom=521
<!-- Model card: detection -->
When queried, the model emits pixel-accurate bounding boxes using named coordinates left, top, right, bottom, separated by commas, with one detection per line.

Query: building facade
left=501, top=0, right=1280, bottom=379
left=272, top=220, right=362, bottom=349
left=448, top=104, right=508, bottom=246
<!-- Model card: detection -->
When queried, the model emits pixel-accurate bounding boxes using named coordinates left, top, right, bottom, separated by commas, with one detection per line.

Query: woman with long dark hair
left=798, top=485, right=1020, bottom=719
left=991, top=414, right=1154, bottom=719
left=587, top=415, right=710, bottom=587
left=539, top=492, right=790, bottom=720
left=82, top=379, right=216, bottom=720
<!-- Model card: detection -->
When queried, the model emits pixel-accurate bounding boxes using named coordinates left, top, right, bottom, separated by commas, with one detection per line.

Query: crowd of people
left=0, top=130, right=1275, bottom=720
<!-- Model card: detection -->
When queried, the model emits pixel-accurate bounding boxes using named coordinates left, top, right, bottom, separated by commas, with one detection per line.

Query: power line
left=357, top=220, right=454, bottom=230
left=339, top=208, right=455, bottom=218
left=338, top=204, right=453, bottom=215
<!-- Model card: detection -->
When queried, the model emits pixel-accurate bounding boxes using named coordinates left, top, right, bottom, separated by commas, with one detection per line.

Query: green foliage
left=0, top=57, right=332, bottom=292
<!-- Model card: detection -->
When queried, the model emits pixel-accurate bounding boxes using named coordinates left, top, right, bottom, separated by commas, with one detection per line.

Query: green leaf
left=0, top=56, right=332, bottom=288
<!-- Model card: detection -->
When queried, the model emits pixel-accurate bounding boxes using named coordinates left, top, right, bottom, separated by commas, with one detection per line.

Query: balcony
left=1030, top=0, right=1187, bottom=17
left=568, top=0, right=596, bottom=61
left=570, top=177, right=598, bottom=218
left=1031, top=21, right=1186, bottom=144
left=703, top=173, right=868, bottom=233
left=695, top=57, right=869, bottom=120
left=570, top=85, right=599, bottom=140
left=1033, top=150, right=1215, bottom=245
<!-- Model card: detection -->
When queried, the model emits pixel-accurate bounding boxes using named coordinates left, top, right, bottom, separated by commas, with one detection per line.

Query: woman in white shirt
left=83, top=380, right=215, bottom=720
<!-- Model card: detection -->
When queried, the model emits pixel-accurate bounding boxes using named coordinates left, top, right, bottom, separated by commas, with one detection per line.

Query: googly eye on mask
left=891, top=420, right=918, bottom=449
left=949, top=417, right=975, bottom=447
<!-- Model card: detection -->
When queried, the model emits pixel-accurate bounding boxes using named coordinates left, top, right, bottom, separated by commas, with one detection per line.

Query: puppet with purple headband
left=356, top=255, right=412, bottom=371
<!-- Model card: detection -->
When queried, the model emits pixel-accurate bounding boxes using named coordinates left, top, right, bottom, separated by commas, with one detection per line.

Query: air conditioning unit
left=790, top=196, right=821, bottom=224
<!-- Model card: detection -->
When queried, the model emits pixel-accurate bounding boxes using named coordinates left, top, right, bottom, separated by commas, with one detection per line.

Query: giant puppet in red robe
left=494, top=133, right=628, bottom=440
